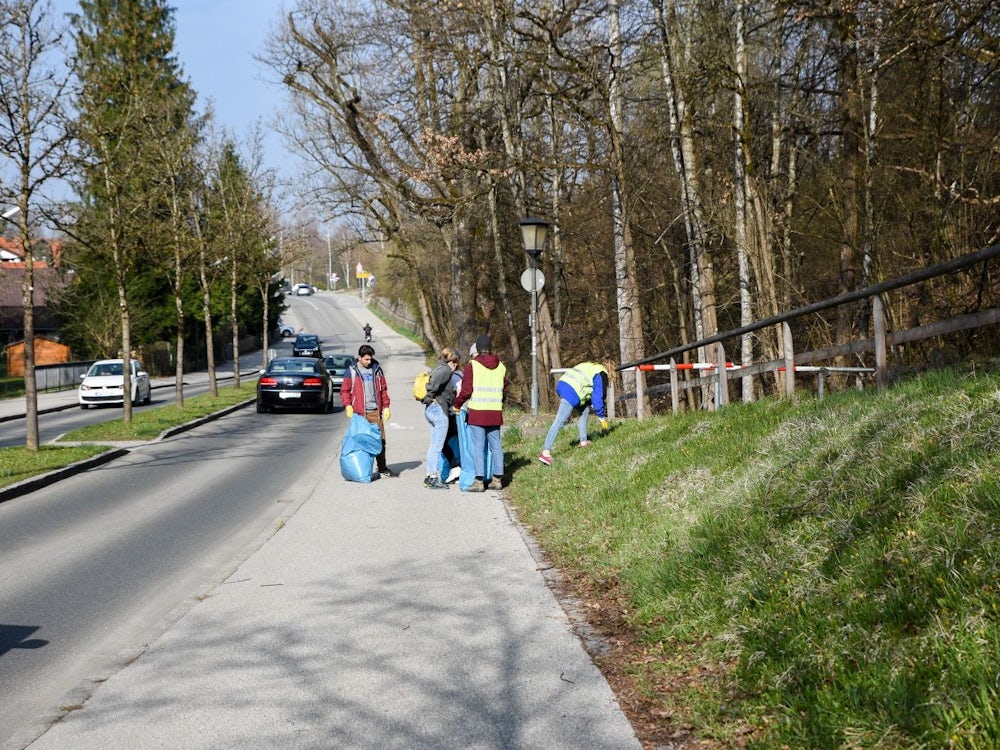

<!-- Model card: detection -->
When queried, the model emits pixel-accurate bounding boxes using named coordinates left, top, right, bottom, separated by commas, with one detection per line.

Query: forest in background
left=266, top=0, right=1000, bottom=412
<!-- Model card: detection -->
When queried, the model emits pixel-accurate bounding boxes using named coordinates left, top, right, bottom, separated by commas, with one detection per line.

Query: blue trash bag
left=456, top=410, right=493, bottom=491
left=340, top=414, right=382, bottom=483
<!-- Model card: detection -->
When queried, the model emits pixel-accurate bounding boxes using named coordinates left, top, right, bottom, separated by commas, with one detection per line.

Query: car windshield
left=88, top=362, right=122, bottom=377
left=296, top=336, right=319, bottom=347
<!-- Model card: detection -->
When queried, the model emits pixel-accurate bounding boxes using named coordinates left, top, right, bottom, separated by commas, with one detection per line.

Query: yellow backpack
left=412, top=371, right=431, bottom=401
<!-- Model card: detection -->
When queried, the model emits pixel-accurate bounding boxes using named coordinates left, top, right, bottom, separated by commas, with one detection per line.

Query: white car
left=292, top=283, right=313, bottom=296
left=277, top=319, right=294, bottom=337
left=78, top=358, right=152, bottom=409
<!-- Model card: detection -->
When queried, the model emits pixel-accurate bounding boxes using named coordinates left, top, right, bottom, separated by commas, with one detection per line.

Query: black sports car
left=256, top=357, right=335, bottom=413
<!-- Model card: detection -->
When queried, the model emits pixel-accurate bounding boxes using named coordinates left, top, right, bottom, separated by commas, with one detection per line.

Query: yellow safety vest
left=560, top=361, right=606, bottom=401
left=468, top=360, right=506, bottom=411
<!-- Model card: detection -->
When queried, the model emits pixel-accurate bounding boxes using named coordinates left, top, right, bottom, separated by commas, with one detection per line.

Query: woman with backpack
left=421, top=347, right=461, bottom=489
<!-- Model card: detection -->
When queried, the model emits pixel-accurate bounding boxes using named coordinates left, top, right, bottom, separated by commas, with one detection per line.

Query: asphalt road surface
left=0, top=295, right=361, bottom=747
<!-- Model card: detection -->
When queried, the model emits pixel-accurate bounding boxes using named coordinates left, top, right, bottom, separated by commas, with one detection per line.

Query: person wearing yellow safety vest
left=538, top=358, right=616, bottom=467
left=453, top=334, right=509, bottom=492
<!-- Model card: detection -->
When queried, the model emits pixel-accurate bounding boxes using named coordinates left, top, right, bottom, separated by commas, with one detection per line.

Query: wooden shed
left=5, top=337, right=70, bottom=377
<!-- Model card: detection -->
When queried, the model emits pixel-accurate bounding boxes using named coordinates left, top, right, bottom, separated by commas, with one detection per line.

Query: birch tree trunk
left=733, top=0, right=754, bottom=403
left=654, top=0, right=717, bottom=407
left=607, top=0, right=645, bottom=416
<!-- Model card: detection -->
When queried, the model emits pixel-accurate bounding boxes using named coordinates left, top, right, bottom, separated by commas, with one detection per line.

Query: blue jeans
left=543, top=398, right=590, bottom=451
left=424, top=403, right=449, bottom=476
left=469, top=424, right=503, bottom=478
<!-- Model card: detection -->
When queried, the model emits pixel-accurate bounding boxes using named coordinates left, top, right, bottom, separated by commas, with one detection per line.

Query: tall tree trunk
left=230, top=253, right=240, bottom=387
left=20, top=206, right=38, bottom=450
left=835, top=9, right=862, bottom=362
left=482, top=170, right=527, bottom=396
left=654, top=0, right=717, bottom=406
left=607, top=0, right=645, bottom=417
left=199, top=246, right=218, bottom=397
left=118, top=277, right=133, bottom=424
left=733, top=0, right=754, bottom=403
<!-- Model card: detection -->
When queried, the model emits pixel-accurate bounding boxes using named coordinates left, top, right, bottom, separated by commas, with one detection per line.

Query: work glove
left=345, top=406, right=354, bottom=419
left=382, top=408, right=391, bottom=422
left=600, top=418, right=610, bottom=431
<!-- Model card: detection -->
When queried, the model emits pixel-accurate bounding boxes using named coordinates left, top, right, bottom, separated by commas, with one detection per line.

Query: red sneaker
left=538, top=452, right=553, bottom=466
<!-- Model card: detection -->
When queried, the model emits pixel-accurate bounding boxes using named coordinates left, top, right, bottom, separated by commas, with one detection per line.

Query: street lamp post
left=519, top=217, right=549, bottom=415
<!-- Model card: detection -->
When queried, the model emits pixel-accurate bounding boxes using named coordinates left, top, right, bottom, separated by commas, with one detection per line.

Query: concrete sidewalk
left=15, top=302, right=641, bottom=749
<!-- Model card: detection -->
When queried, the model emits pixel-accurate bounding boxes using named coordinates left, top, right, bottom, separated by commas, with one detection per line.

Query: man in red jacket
left=453, top=334, right=509, bottom=492
left=340, top=344, right=394, bottom=477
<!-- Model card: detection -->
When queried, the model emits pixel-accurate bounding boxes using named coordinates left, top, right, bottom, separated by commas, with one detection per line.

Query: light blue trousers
left=469, top=424, right=503, bottom=478
left=424, top=402, right=449, bottom=477
left=543, top=398, right=590, bottom=451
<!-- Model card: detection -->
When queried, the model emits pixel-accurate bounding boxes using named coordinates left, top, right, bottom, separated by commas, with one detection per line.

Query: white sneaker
left=446, top=466, right=462, bottom=483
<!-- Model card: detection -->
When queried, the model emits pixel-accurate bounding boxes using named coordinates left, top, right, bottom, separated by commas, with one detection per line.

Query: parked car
left=78, top=358, right=152, bottom=409
left=322, top=353, right=355, bottom=390
left=256, top=357, right=335, bottom=413
left=292, top=333, right=322, bottom=358
left=292, top=282, right=313, bottom=296
left=277, top=319, right=294, bottom=337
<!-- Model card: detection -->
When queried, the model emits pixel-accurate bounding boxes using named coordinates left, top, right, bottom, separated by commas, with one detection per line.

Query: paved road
left=4, top=292, right=641, bottom=749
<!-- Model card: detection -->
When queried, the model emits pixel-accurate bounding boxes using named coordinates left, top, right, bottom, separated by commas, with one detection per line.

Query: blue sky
left=52, top=0, right=295, bottom=185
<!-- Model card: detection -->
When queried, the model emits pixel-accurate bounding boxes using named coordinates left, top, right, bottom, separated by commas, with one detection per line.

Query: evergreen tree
left=67, top=0, right=194, bottom=422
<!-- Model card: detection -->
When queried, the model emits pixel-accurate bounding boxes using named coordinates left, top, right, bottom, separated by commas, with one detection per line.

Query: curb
left=0, top=448, right=129, bottom=504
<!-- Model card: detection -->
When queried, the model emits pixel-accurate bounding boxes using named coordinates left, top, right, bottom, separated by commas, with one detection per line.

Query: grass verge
left=0, top=444, right=110, bottom=489
left=59, top=385, right=254, bottom=442
left=505, top=368, right=1000, bottom=749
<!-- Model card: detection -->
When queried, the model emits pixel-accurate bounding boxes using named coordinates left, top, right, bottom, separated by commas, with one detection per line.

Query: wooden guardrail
left=619, top=242, right=1000, bottom=419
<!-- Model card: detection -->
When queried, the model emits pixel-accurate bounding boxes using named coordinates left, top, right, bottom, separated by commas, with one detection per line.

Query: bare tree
left=0, top=0, right=72, bottom=450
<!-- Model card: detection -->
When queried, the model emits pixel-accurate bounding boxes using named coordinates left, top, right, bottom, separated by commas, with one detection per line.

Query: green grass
left=0, top=386, right=255, bottom=490
left=0, top=444, right=111, bottom=489
left=59, top=385, right=254, bottom=442
left=506, top=368, right=1000, bottom=748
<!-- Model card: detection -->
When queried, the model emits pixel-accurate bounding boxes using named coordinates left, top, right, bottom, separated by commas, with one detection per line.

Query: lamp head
left=519, top=217, right=549, bottom=257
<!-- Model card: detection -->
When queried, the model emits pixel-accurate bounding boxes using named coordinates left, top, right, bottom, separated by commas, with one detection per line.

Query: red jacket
left=340, top=359, right=391, bottom=413
left=454, top=354, right=508, bottom=427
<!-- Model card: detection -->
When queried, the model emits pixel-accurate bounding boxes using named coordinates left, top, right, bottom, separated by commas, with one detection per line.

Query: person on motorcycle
left=363, top=323, right=372, bottom=342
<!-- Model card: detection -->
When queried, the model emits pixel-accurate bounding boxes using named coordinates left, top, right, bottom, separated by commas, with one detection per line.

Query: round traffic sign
left=520, top=268, right=545, bottom=292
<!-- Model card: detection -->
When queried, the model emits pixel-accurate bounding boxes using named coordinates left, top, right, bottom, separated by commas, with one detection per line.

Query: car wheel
left=325, top=397, right=334, bottom=414
left=256, top=400, right=267, bottom=414
left=80, top=404, right=89, bottom=410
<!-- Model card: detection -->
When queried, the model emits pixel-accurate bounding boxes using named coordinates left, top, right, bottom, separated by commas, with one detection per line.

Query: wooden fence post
left=670, top=357, right=680, bottom=414
left=635, top=366, right=645, bottom=421
left=716, top=342, right=729, bottom=408
left=873, top=294, right=888, bottom=392
left=783, top=322, right=795, bottom=398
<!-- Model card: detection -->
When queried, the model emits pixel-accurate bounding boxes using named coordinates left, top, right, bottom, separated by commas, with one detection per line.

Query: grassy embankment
left=0, top=385, right=254, bottom=489
left=505, top=367, right=1000, bottom=749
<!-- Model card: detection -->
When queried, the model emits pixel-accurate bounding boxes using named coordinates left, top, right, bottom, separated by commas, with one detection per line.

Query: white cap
left=469, top=342, right=478, bottom=357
